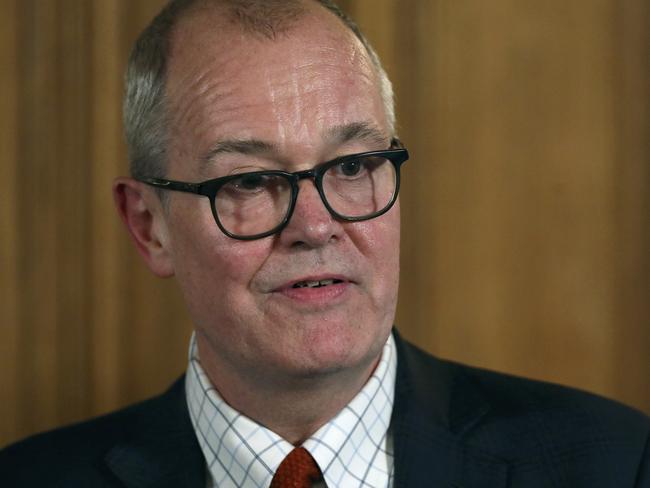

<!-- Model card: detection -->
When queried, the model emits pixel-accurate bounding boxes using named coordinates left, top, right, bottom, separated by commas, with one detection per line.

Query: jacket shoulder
left=396, top=338, right=650, bottom=485
left=462, top=360, right=650, bottom=485
left=400, top=338, right=649, bottom=437
left=457, top=357, right=650, bottom=442
left=0, top=377, right=187, bottom=486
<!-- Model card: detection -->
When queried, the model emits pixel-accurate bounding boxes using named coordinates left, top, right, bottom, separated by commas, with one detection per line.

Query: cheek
left=173, top=237, right=276, bottom=340
left=167, top=202, right=273, bottom=306
left=211, top=239, right=269, bottom=279
left=349, top=206, right=401, bottom=298
left=355, top=204, right=400, bottom=262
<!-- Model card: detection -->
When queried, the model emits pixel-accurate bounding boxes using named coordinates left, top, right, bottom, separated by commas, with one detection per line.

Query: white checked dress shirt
left=186, top=333, right=397, bottom=488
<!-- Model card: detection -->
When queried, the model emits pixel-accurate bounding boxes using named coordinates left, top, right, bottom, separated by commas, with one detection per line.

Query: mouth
left=291, top=278, right=344, bottom=289
left=272, top=275, right=351, bottom=304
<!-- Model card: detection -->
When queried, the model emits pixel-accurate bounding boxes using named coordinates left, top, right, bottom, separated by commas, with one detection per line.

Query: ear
left=113, top=177, right=175, bottom=277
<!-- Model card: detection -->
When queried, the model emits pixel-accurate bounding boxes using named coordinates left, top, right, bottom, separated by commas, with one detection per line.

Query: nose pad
left=278, top=179, right=342, bottom=247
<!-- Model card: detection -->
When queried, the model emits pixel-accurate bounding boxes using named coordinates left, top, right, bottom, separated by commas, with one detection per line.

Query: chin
left=291, top=323, right=387, bottom=376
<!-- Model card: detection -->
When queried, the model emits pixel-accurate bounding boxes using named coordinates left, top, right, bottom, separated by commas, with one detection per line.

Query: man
left=1, top=0, right=648, bottom=486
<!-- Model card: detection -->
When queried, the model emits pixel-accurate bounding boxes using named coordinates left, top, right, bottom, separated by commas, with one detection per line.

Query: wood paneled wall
left=1, top=0, right=648, bottom=447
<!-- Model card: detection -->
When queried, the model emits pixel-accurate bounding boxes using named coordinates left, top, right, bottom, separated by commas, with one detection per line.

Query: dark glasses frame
left=137, top=139, right=409, bottom=240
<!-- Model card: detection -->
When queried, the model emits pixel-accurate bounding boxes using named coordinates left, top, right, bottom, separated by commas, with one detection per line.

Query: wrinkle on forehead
left=168, top=59, right=237, bottom=143
left=165, top=7, right=386, bottom=167
left=263, top=48, right=375, bottom=146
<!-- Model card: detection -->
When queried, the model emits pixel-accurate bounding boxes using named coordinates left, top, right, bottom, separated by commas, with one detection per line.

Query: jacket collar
left=104, top=378, right=205, bottom=488
left=103, top=333, right=509, bottom=488
left=392, top=331, right=509, bottom=488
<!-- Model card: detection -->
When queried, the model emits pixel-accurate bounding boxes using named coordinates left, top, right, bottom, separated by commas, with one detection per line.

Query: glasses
left=137, top=141, right=409, bottom=240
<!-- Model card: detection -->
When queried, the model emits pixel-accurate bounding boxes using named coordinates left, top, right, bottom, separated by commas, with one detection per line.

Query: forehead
left=164, top=4, right=388, bottom=166
left=167, top=2, right=371, bottom=80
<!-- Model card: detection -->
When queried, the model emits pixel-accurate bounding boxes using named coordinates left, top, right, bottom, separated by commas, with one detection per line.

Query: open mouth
left=292, top=279, right=344, bottom=289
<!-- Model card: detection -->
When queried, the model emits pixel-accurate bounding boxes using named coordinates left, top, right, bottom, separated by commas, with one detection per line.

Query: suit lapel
left=103, top=378, right=206, bottom=488
left=392, top=332, right=509, bottom=488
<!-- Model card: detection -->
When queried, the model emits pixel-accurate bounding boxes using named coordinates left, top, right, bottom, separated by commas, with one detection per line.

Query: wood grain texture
left=89, top=0, right=126, bottom=414
left=1, top=0, right=648, bottom=447
left=16, top=0, right=62, bottom=436
left=610, top=0, right=650, bottom=410
left=378, top=0, right=649, bottom=411
left=0, top=0, right=19, bottom=445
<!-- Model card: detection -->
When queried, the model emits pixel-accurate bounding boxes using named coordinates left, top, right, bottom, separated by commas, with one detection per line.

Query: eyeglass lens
left=214, top=155, right=398, bottom=238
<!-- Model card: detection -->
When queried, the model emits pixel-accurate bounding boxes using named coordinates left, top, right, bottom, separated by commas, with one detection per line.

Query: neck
left=195, top=335, right=381, bottom=445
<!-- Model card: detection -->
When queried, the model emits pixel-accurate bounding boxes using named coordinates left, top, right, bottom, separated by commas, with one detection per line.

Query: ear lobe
left=113, top=177, right=175, bottom=278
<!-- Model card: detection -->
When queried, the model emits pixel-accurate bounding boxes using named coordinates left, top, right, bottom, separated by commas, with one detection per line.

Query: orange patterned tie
left=270, top=447, right=323, bottom=488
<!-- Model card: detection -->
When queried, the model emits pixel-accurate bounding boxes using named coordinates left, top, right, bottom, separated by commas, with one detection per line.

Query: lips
left=292, top=278, right=344, bottom=289
left=270, top=274, right=352, bottom=293
left=270, top=274, right=351, bottom=305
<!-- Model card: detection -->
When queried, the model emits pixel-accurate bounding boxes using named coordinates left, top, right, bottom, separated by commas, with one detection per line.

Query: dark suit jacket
left=2, top=333, right=649, bottom=487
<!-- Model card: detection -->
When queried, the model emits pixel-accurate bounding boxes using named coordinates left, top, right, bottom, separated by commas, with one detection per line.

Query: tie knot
left=270, top=447, right=322, bottom=488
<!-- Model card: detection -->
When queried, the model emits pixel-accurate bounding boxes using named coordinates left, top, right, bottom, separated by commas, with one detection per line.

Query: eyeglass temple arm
left=137, top=177, right=202, bottom=195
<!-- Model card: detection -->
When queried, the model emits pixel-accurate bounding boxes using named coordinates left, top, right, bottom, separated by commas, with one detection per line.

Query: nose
left=277, top=179, right=344, bottom=248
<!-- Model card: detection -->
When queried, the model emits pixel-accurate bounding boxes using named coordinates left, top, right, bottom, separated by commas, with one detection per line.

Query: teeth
left=292, top=279, right=340, bottom=289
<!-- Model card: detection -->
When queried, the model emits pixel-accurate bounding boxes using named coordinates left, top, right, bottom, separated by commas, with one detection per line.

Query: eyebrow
left=199, top=122, right=388, bottom=164
left=200, top=139, right=276, bottom=164
left=327, top=122, right=388, bottom=148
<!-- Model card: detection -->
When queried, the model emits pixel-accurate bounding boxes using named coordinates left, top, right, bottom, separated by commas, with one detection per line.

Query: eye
left=232, top=173, right=269, bottom=191
left=337, top=159, right=364, bottom=177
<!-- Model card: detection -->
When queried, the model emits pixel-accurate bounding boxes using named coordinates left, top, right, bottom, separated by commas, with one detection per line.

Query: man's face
left=160, top=7, right=400, bottom=385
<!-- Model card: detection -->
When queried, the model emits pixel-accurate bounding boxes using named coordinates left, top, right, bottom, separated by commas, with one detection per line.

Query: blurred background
left=1, top=0, right=648, bottom=447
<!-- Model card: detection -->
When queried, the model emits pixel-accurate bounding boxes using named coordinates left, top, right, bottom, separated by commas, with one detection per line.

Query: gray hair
left=124, top=0, right=395, bottom=180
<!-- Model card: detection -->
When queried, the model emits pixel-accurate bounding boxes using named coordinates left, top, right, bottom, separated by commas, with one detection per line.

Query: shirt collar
left=186, top=333, right=397, bottom=488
